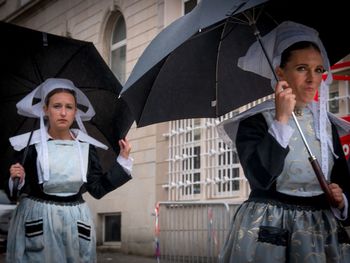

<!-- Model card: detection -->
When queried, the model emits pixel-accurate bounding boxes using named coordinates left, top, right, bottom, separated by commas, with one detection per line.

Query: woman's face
left=277, top=47, right=325, bottom=106
left=44, top=91, right=77, bottom=132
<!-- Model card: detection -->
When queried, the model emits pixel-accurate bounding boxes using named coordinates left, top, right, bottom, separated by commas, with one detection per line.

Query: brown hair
left=279, top=41, right=321, bottom=69
left=44, top=88, right=77, bottom=106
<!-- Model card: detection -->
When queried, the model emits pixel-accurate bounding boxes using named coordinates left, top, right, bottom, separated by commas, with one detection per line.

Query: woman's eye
left=296, top=66, right=306, bottom=71
left=316, top=68, right=325, bottom=74
left=53, top=105, right=61, bottom=109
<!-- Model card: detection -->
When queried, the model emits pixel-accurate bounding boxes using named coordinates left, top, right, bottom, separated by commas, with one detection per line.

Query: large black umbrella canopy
left=121, top=0, right=350, bottom=127
left=0, top=22, right=133, bottom=187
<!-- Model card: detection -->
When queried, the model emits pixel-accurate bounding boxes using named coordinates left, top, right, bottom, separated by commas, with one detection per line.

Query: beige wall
left=0, top=0, right=178, bottom=256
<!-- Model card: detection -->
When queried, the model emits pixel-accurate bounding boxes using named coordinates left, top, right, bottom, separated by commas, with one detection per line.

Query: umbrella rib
left=193, top=2, right=248, bottom=37
left=8, top=72, right=38, bottom=90
left=214, top=18, right=230, bottom=117
left=0, top=93, right=32, bottom=104
left=226, top=5, right=271, bottom=28
left=137, top=57, right=169, bottom=124
left=12, top=117, right=30, bottom=137
left=54, top=44, right=89, bottom=77
left=225, top=2, right=263, bottom=25
left=32, top=54, right=44, bottom=83
left=0, top=73, right=38, bottom=103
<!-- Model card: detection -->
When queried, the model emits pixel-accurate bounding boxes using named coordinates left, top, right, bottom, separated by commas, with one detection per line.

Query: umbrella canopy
left=120, top=0, right=350, bottom=127
left=0, top=22, right=134, bottom=187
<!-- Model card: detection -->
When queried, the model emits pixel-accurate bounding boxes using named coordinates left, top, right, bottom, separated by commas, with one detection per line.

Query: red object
left=341, top=134, right=350, bottom=160
left=323, top=74, right=350, bottom=81
left=340, top=117, right=350, bottom=160
left=322, top=61, right=350, bottom=81
left=330, top=61, right=350, bottom=70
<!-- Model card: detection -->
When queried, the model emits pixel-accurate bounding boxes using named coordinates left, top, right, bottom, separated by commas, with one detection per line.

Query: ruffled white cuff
left=8, top=176, right=25, bottom=197
left=268, top=120, right=294, bottom=148
left=117, top=155, right=134, bottom=175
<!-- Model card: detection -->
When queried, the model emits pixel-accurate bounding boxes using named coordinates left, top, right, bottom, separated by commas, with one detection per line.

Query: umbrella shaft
left=290, top=111, right=337, bottom=206
left=291, top=112, right=314, bottom=157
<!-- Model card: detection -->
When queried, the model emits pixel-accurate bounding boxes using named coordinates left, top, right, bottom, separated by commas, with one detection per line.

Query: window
left=329, top=90, right=339, bottom=114
left=182, top=145, right=201, bottom=195
left=203, top=113, right=243, bottom=199
left=217, top=141, right=240, bottom=193
left=111, top=15, right=126, bottom=84
left=165, top=95, right=273, bottom=201
left=166, top=119, right=202, bottom=200
left=103, top=214, right=121, bottom=244
left=165, top=114, right=244, bottom=200
left=328, top=79, right=350, bottom=116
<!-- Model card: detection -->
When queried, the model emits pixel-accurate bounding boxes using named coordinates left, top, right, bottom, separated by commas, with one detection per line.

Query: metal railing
left=155, top=201, right=239, bottom=263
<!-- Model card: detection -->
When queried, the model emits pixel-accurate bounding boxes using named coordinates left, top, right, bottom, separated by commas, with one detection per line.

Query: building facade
left=1, top=0, right=349, bottom=257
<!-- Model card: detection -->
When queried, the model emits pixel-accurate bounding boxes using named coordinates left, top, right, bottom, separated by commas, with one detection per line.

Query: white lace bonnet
left=9, top=78, right=107, bottom=182
left=17, top=78, right=95, bottom=126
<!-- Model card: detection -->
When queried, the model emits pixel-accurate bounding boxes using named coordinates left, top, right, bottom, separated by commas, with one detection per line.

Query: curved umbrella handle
left=309, top=156, right=338, bottom=207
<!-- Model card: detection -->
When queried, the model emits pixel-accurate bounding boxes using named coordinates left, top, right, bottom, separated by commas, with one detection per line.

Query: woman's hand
left=328, top=183, right=345, bottom=209
left=118, top=138, right=131, bottom=159
left=275, top=80, right=296, bottom=124
left=9, top=163, right=25, bottom=183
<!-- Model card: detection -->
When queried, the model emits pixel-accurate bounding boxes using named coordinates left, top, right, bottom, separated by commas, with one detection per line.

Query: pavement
left=97, top=252, right=157, bottom=263
left=0, top=252, right=158, bottom=263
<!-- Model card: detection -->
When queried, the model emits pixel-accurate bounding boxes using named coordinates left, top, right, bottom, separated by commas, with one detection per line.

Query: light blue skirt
left=6, top=197, right=96, bottom=263
left=219, top=199, right=350, bottom=263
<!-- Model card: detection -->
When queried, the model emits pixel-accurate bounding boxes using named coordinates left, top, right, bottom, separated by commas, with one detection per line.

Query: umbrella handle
left=309, top=156, right=338, bottom=207
left=12, top=177, right=20, bottom=200
left=11, top=119, right=38, bottom=201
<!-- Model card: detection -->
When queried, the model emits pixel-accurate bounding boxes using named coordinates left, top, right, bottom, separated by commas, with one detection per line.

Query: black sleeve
left=6, top=145, right=39, bottom=200
left=330, top=123, right=350, bottom=225
left=236, top=113, right=289, bottom=190
left=84, top=145, right=132, bottom=199
left=4, top=149, right=23, bottom=200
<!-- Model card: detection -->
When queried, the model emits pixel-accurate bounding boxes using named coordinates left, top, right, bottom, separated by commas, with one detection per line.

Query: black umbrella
left=120, top=0, right=350, bottom=206
left=120, top=0, right=350, bottom=127
left=0, top=22, right=134, bottom=191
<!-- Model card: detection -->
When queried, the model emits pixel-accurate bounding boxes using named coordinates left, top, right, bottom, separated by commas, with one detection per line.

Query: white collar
left=9, top=128, right=108, bottom=151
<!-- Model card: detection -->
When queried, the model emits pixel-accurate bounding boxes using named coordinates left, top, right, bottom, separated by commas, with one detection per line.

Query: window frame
left=110, top=14, right=127, bottom=85
left=101, top=213, right=122, bottom=247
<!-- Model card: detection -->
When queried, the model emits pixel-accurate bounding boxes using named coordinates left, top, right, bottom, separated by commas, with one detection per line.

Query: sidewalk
left=0, top=252, right=158, bottom=263
left=97, top=252, right=157, bottom=263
